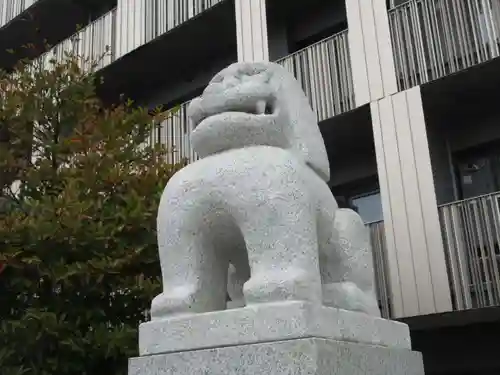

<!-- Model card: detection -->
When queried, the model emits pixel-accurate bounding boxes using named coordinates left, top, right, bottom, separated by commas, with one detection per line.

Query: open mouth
left=248, top=100, right=275, bottom=116
left=190, top=97, right=277, bottom=129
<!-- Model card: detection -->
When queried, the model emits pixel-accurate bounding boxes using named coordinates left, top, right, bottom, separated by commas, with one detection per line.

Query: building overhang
left=0, top=0, right=115, bottom=71
left=96, top=0, right=237, bottom=106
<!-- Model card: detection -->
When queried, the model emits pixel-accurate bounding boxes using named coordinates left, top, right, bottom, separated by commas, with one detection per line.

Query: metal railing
left=36, top=8, right=117, bottom=72
left=276, top=29, right=355, bottom=122
left=439, top=192, right=500, bottom=311
left=368, top=220, right=392, bottom=318
left=151, top=0, right=222, bottom=39
left=0, top=0, right=38, bottom=29
left=389, top=0, right=500, bottom=90
left=116, top=0, right=223, bottom=58
left=151, top=101, right=199, bottom=165
left=20, top=0, right=223, bottom=69
left=149, top=30, right=356, bottom=167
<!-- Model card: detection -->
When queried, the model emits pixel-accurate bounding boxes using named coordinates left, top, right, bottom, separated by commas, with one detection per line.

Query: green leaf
left=0, top=49, right=181, bottom=375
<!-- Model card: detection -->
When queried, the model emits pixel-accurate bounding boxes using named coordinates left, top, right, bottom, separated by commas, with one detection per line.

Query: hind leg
left=320, top=208, right=381, bottom=316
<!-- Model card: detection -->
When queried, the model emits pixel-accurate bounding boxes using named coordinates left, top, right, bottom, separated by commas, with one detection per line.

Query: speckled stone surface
left=139, top=301, right=411, bottom=356
left=152, top=62, right=381, bottom=320
left=129, top=338, right=425, bottom=375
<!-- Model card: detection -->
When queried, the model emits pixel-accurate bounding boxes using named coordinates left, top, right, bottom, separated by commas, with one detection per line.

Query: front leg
left=151, top=184, right=229, bottom=320
left=237, top=180, right=323, bottom=306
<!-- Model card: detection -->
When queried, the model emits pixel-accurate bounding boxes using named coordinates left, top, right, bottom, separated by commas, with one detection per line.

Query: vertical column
left=235, top=0, right=269, bottom=62
left=346, top=0, right=398, bottom=106
left=371, top=86, right=453, bottom=318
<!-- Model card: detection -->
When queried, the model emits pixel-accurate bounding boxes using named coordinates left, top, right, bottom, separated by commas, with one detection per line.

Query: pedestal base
left=129, top=338, right=425, bottom=375
left=139, top=301, right=410, bottom=355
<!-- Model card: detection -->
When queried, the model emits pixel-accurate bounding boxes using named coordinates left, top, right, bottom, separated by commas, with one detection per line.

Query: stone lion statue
left=150, top=62, right=380, bottom=320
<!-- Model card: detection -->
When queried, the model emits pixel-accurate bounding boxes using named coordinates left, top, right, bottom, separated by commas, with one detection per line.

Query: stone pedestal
left=129, top=302, right=425, bottom=375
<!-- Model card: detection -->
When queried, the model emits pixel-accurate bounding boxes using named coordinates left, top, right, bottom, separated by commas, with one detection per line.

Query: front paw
left=150, top=286, right=198, bottom=320
left=243, top=268, right=322, bottom=305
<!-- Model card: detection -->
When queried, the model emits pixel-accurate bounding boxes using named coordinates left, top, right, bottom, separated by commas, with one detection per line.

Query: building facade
left=2, top=0, right=500, bottom=374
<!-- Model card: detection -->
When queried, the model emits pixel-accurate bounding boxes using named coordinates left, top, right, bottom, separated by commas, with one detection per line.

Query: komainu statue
left=151, top=62, right=380, bottom=320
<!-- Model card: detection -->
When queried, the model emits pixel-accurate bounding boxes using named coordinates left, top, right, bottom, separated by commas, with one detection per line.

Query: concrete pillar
left=235, top=0, right=269, bottom=62
left=345, top=0, right=398, bottom=106
left=371, top=86, right=453, bottom=318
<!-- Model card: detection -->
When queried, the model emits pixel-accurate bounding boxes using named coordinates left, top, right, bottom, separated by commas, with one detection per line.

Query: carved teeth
left=256, top=100, right=266, bottom=115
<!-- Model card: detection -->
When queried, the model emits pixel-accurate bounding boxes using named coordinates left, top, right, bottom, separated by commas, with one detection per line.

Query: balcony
left=37, top=7, right=117, bottom=72
left=0, top=0, right=39, bottom=29
left=0, top=0, right=117, bottom=71
left=151, top=101, right=199, bottom=165
left=371, top=193, right=500, bottom=319
left=27, top=0, right=234, bottom=103
left=368, top=192, right=500, bottom=318
left=115, top=0, right=224, bottom=59
left=439, top=192, right=500, bottom=311
left=38, top=0, right=226, bottom=71
left=389, top=0, right=500, bottom=91
left=364, top=191, right=500, bottom=320
left=276, top=29, right=355, bottom=122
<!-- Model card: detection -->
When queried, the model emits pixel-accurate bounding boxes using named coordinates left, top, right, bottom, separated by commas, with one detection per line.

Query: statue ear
left=268, top=63, right=330, bottom=181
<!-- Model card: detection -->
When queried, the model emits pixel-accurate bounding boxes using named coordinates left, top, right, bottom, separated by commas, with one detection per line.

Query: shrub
left=0, top=53, right=182, bottom=375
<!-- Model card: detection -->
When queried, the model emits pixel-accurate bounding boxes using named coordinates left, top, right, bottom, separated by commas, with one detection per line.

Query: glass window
left=350, top=191, right=383, bottom=224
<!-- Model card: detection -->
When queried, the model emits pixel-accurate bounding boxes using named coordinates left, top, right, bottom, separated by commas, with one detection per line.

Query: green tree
left=0, top=52, right=182, bottom=375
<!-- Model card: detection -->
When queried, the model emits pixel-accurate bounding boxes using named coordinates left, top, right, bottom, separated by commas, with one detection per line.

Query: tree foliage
left=0, top=53, right=182, bottom=375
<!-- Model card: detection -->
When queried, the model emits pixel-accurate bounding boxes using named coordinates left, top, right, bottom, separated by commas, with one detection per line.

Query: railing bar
left=323, top=40, right=334, bottom=119
left=469, top=201, right=489, bottom=307
left=340, top=34, right=351, bottom=112
left=454, top=0, right=472, bottom=68
left=440, top=206, right=466, bottom=309
left=440, top=0, right=456, bottom=73
left=330, top=39, right=341, bottom=116
left=429, top=0, right=447, bottom=78
left=312, top=44, right=323, bottom=120
left=490, top=196, right=500, bottom=302
left=419, top=0, right=437, bottom=82
left=329, top=38, right=339, bottom=117
left=493, top=0, right=500, bottom=48
left=310, top=47, right=320, bottom=117
left=463, top=202, right=483, bottom=307
left=395, top=6, right=411, bottom=89
left=484, top=0, right=500, bottom=57
left=402, top=5, right=418, bottom=86
left=482, top=196, right=500, bottom=304
left=471, top=0, right=487, bottom=63
left=454, top=204, right=474, bottom=309
left=477, top=198, right=495, bottom=305
left=421, top=0, right=437, bottom=80
left=412, top=0, right=429, bottom=83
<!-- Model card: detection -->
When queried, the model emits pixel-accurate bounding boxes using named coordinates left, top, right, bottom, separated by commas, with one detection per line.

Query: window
left=454, top=140, right=500, bottom=199
left=331, top=176, right=383, bottom=224
left=350, top=191, right=383, bottom=224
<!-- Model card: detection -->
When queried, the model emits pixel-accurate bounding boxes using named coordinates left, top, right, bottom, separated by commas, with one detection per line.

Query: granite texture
left=151, top=62, right=380, bottom=320
left=129, top=338, right=425, bottom=375
left=139, top=301, right=410, bottom=356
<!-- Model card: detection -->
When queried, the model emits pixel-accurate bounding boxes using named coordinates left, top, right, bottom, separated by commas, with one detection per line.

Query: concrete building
left=2, top=0, right=500, bottom=374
